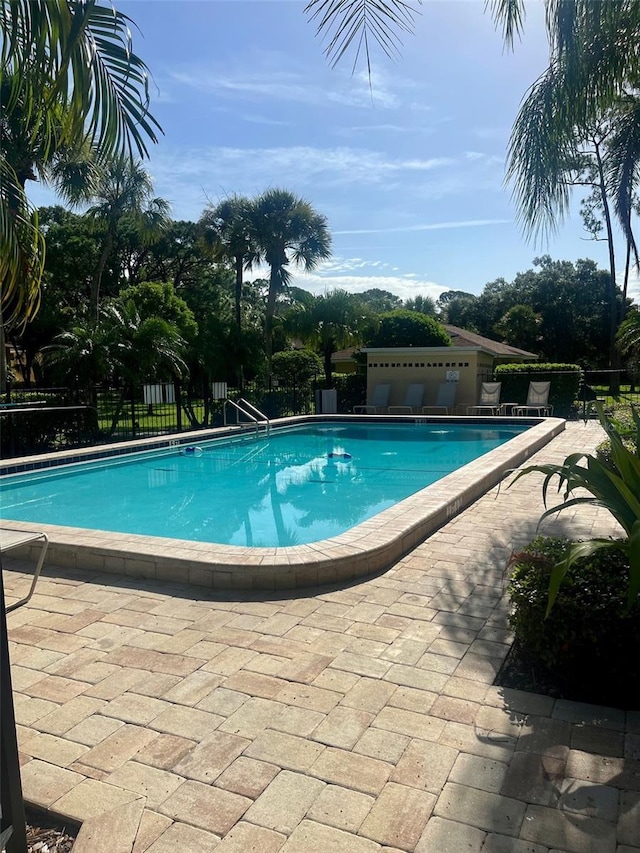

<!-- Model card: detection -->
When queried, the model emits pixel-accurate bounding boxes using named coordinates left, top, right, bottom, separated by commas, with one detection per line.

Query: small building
left=342, top=325, right=537, bottom=412
left=331, top=347, right=359, bottom=375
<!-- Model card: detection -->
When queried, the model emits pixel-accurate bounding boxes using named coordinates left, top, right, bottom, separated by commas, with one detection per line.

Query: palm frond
left=606, top=97, right=640, bottom=266
left=1, top=0, right=162, bottom=327
left=506, top=62, right=579, bottom=241
left=0, top=160, right=45, bottom=327
left=305, top=0, right=420, bottom=69
left=617, top=310, right=640, bottom=358
left=1, top=1, right=162, bottom=161
left=486, top=0, right=526, bottom=47
left=545, top=0, right=640, bottom=107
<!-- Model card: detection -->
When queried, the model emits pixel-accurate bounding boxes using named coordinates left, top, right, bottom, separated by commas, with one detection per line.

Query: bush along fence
left=493, top=364, right=640, bottom=420
left=494, top=363, right=582, bottom=419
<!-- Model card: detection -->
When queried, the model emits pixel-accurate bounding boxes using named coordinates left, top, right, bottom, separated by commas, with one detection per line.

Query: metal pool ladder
left=223, top=398, right=271, bottom=437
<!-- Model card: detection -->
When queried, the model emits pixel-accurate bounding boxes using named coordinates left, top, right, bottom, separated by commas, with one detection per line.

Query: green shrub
left=595, top=403, right=639, bottom=470
left=596, top=436, right=637, bottom=470
left=511, top=403, right=640, bottom=614
left=508, top=536, right=640, bottom=704
left=8, top=390, right=67, bottom=406
left=365, top=310, right=451, bottom=348
left=494, top=362, right=581, bottom=418
left=271, top=349, right=322, bottom=385
left=333, top=372, right=366, bottom=412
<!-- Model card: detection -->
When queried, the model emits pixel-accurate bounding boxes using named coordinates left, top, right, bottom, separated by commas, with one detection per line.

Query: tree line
left=3, top=1, right=639, bottom=405
left=8, top=175, right=639, bottom=405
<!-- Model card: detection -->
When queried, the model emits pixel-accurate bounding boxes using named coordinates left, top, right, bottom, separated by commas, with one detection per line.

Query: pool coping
left=1, top=415, right=565, bottom=590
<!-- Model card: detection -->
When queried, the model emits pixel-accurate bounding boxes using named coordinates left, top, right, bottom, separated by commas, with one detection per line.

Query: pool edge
left=2, top=416, right=565, bottom=591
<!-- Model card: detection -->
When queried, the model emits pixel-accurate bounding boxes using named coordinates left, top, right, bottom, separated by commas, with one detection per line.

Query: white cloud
left=169, top=64, right=407, bottom=111
left=150, top=145, right=460, bottom=217
left=246, top=255, right=448, bottom=302
left=622, top=269, right=640, bottom=304
left=171, top=69, right=323, bottom=104
left=335, top=219, right=510, bottom=235
left=288, top=271, right=450, bottom=303
left=338, top=123, right=418, bottom=135
left=241, top=114, right=292, bottom=127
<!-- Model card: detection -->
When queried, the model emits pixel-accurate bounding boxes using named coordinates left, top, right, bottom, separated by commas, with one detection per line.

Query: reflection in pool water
left=1, top=422, right=528, bottom=547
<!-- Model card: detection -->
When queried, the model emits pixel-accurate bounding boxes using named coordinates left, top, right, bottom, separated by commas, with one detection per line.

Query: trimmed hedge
left=0, top=407, right=99, bottom=457
left=333, top=372, right=367, bottom=412
left=494, top=362, right=581, bottom=418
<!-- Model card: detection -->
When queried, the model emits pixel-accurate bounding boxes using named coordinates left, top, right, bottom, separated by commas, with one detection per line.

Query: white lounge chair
left=388, top=384, right=425, bottom=414
left=422, top=382, right=457, bottom=414
left=466, top=382, right=502, bottom=416
left=353, top=383, right=391, bottom=414
left=514, top=381, right=553, bottom=416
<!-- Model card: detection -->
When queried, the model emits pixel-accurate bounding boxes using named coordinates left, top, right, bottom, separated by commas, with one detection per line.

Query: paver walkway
left=3, top=421, right=639, bottom=853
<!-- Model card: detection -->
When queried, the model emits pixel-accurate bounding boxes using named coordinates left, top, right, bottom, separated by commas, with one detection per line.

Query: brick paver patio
left=4, top=421, right=639, bottom=852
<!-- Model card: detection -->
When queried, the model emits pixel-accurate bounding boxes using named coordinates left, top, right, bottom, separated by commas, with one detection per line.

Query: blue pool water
left=0, top=422, right=528, bottom=547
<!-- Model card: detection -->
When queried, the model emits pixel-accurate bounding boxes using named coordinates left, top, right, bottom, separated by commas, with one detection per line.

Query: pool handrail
left=238, top=398, right=271, bottom=436
left=223, top=398, right=270, bottom=437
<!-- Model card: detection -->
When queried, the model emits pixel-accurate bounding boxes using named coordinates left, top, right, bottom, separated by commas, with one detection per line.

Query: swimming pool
left=0, top=414, right=565, bottom=589
left=1, top=422, right=529, bottom=547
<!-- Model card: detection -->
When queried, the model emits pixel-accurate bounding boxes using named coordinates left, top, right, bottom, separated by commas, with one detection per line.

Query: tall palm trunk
left=92, top=231, right=114, bottom=323
left=234, top=256, right=243, bottom=332
left=0, top=305, right=6, bottom=395
left=323, top=345, right=334, bottom=388
left=265, top=266, right=280, bottom=364
left=593, top=145, right=617, bottom=368
left=620, top=190, right=633, bottom=328
left=621, top=239, right=631, bottom=326
left=234, top=256, right=244, bottom=388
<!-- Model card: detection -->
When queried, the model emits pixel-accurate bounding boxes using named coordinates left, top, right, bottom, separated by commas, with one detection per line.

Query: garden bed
left=496, top=641, right=640, bottom=710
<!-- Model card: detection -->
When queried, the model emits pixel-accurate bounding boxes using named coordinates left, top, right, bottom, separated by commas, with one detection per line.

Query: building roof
left=331, top=348, right=358, bottom=361
left=442, top=325, right=538, bottom=359
left=331, top=326, right=539, bottom=362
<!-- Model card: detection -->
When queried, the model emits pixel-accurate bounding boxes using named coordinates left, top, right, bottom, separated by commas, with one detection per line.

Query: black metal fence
left=0, top=378, right=323, bottom=458
left=2, top=370, right=637, bottom=459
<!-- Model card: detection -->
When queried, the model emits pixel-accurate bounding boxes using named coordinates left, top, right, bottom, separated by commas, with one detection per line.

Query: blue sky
left=30, top=1, right=638, bottom=303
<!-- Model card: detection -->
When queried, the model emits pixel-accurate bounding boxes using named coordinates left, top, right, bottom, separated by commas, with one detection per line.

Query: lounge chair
left=421, top=382, right=457, bottom=414
left=466, top=381, right=502, bottom=416
left=388, top=383, right=425, bottom=414
left=514, top=381, right=553, bottom=416
left=353, top=383, right=391, bottom=414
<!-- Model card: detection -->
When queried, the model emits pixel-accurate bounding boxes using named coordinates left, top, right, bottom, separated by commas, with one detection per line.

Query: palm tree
left=617, top=308, right=640, bottom=366
left=104, top=301, right=187, bottom=387
left=251, top=188, right=332, bottom=363
left=85, top=156, right=171, bottom=321
left=404, top=294, right=436, bottom=316
left=1, top=0, right=161, bottom=328
left=0, top=79, right=102, bottom=389
left=305, top=1, right=640, bottom=250
left=507, top=98, right=639, bottom=364
left=199, top=196, right=259, bottom=334
left=47, top=301, right=187, bottom=431
left=485, top=1, right=640, bottom=261
left=46, top=320, right=116, bottom=399
left=286, top=289, right=365, bottom=387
